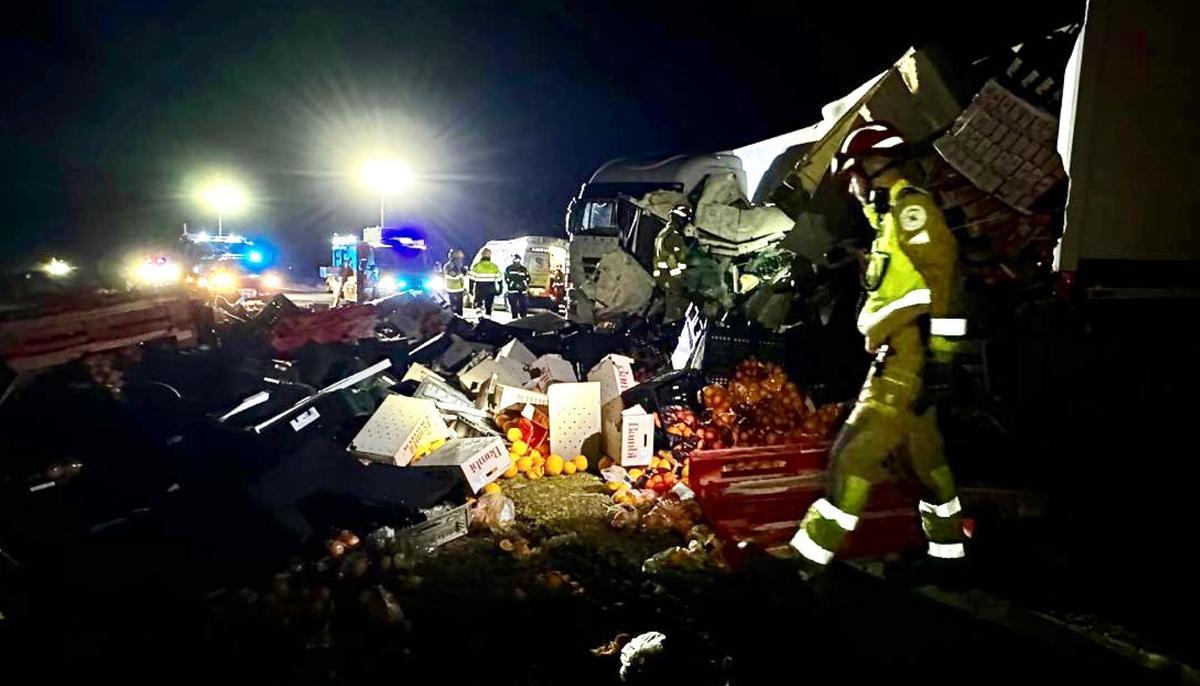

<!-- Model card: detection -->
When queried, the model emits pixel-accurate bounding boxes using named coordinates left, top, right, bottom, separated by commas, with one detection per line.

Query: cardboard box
left=613, top=405, right=654, bottom=467
left=348, top=395, right=455, bottom=467
left=402, top=363, right=446, bottom=385
left=497, top=338, right=537, bottom=366
left=586, top=354, right=640, bottom=459
left=548, top=382, right=601, bottom=460
left=587, top=354, right=639, bottom=405
left=529, top=353, right=577, bottom=390
left=458, top=355, right=528, bottom=394
left=411, top=437, right=510, bottom=494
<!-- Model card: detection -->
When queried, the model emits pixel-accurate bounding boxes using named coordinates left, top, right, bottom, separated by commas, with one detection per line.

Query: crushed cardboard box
left=587, top=354, right=649, bottom=466
left=348, top=395, right=455, bottom=467
left=457, top=354, right=529, bottom=395
left=529, top=353, right=577, bottom=391
left=497, top=338, right=537, bottom=367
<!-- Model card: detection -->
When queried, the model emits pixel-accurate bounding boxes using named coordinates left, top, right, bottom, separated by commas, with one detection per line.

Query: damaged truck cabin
left=560, top=54, right=935, bottom=324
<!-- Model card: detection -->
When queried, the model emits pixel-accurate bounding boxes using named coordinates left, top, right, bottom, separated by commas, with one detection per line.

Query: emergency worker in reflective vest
left=791, top=122, right=968, bottom=568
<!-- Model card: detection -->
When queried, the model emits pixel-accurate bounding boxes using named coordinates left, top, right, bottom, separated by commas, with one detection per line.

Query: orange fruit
left=516, top=456, right=533, bottom=472
left=606, top=482, right=622, bottom=492
left=628, top=468, right=644, bottom=480
left=527, top=465, right=544, bottom=480
left=563, top=461, right=577, bottom=476
left=511, top=440, right=529, bottom=457
left=572, top=455, right=588, bottom=471
left=503, top=462, right=520, bottom=479
left=545, top=454, right=565, bottom=476
left=483, top=482, right=502, bottom=494
left=506, top=427, right=523, bottom=442
left=528, top=449, right=542, bottom=462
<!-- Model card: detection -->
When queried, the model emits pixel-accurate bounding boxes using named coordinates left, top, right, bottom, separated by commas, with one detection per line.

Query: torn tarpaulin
left=578, top=250, right=656, bottom=319
left=692, top=173, right=795, bottom=257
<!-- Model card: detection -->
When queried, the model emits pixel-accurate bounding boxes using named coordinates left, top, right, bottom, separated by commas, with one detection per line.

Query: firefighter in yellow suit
left=791, top=123, right=967, bottom=567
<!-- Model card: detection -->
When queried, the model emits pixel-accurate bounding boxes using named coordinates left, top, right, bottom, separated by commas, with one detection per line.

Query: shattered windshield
left=583, top=200, right=618, bottom=231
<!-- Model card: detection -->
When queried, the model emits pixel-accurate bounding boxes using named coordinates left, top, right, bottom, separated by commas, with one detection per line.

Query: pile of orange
left=503, top=437, right=588, bottom=481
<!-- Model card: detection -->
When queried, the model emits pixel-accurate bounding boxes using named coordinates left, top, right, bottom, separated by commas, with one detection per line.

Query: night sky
left=3, top=1, right=1083, bottom=273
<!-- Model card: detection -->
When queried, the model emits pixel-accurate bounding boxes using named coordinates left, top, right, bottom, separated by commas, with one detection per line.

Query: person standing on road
left=790, top=122, right=968, bottom=571
left=504, top=254, right=531, bottom=318
left=469, top=248, right=502, bottom=317
left=442, top=249, right=467, bottom=316
left=548, top=267, right=566, bottom=312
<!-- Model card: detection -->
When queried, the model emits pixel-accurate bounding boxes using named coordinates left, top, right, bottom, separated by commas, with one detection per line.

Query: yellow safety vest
left=443, top=264, right=466, bottom=292
left=857, top=180, right=957, bottom=351
left=470, top=260, right=502, bottom=283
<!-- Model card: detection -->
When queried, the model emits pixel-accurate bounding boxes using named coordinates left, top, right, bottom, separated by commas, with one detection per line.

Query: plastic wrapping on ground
left=471, top=492, right=516, bottom=532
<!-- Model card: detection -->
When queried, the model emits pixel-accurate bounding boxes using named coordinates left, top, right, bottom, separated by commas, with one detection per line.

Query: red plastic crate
left=688, top=443, right=924, bottom=560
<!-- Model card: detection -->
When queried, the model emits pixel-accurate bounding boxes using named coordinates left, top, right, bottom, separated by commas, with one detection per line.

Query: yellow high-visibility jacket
left=857, top=180, right=957, bottom=351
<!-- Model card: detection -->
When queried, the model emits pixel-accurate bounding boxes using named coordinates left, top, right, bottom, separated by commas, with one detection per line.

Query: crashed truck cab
left=564, top=154, right=746, bottom=292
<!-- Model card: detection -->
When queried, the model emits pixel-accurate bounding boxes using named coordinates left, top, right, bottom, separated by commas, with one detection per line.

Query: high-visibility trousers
left=790, top=322, right=966, bottom=565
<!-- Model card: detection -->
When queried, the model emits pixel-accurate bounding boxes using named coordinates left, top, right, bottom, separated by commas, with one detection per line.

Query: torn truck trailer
left=1053, top=0, right=1200, bottom=292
